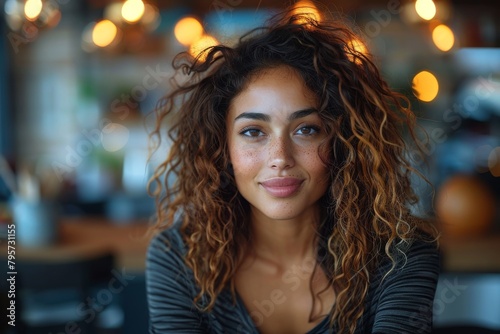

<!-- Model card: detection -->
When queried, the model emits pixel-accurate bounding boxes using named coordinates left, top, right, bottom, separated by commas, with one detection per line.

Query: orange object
left=436, top=174, right=496, bottom=238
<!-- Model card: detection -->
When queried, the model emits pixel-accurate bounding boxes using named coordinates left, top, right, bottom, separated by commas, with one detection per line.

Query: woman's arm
left=146, top=229, right=206, bottom=333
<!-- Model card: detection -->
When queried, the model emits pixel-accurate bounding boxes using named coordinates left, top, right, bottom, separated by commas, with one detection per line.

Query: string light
left=174, top=17, right=204, bottom=46
left=189, top=35, right=219, bottom=61
left=415, top=0, right=436, bottom=21
left=432, top=24, right=455, bottom=52
left=24, top=0, right=43, bottom=21
left=292, top=0, right=321, bottom=24
left=121, top=0, right=145, bottom=23
left=412, top=71, right=439, bottom=102
left=92, top=19, right=118, bottom=48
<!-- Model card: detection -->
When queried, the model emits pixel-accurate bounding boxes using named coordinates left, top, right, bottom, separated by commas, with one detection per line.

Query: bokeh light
left=122, top=0, right=145, bottom=23
left=432, top=24, right=455, bottom=52
left=92, top=19, right=118, bottom=48
left=436, top=174, right=496, bottom=238
left=292, top=0, right=321, bottom=24
left=24, top=0, right=43, bottom=21
left=412, top=70, right=439, bottom=102
left=346, top=38, right=367, bottom=64
left=189, top=35, right=219, bottom=61
left=350, top=38, right=367, bottom=54
left=415, top=0, right=436, bottom=21
left=174, top=17, right=204, bottom=46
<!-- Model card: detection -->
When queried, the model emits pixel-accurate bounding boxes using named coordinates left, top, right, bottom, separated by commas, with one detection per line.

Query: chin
left=252, top=203, right=313, bottom=222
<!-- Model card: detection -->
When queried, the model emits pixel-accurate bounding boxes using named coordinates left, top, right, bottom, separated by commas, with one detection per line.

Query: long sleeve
left=146, top=228, right=207, bottom=333
left=371, top=239, right=440, bottom=334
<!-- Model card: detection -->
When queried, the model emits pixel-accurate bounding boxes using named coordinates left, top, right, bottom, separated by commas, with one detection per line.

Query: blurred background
left=0, top=0, right=499, bottom=333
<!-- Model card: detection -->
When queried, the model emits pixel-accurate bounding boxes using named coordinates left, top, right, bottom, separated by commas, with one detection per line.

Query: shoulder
left=148, top=223, right=186, bottom=257
left=364, top=236, right=441, bottom=333
left=393, top=233, right=440, bottom=272
left=375, top=234, right=441, bottom=284
left=146, top=223, right=189, bottom=275
left=146, top=225, right=212, bottom=332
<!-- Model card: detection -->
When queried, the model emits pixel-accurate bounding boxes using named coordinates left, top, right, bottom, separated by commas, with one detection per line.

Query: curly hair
left=148, top=7, right=437, bottom=334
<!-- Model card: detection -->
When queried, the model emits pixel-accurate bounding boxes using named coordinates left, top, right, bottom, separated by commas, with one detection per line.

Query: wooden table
left=2, top=216, right=152, bottom=272
left=2, top=216, right=500, bottom=273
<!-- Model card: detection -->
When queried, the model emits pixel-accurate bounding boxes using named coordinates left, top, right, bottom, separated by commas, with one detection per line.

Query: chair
left=14, top=251, right=116, bottom=334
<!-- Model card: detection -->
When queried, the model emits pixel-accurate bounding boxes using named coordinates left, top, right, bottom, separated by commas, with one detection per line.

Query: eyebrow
left=233, top=108, right=317, bottom=123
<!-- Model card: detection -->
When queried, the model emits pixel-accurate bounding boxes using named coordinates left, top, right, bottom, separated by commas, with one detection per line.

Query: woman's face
left=226, top=66, right=330, bottom=222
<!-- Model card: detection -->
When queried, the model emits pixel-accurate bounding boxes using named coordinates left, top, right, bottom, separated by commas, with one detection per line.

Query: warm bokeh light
left=436, top=174, right=496, bottom=238
left=175, top=17, right=204, bottom=46
left=432, top=24, right=455, bottom=52
left=488, top=147, right=500, bottom=177
left=415, top=0, right=436, bottom=20
left=346, top=38, right=367, bottom=64
left=92, top=19, right=118, bottom=47
left=350, top=38, right=367, bottom=54
left=24, top=0, right=43, bottom=21
left=189, top=35, right=219, bottom=61
left=121, top=0, right=145, bottom=23
left=292, top=0, right=321, bottom=24
left=412, top=70, right=439, bottom=102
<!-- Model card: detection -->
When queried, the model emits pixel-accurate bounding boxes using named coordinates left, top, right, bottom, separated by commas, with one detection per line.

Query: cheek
left=229, top=143, right=260, bottom=180
left=310, top=160, right=329, bottom=183
left=297, top=146, right=330, bottom=182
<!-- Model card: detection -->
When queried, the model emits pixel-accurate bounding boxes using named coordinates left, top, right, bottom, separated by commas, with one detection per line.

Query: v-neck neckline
left=232, top=289, right=331, bottom=334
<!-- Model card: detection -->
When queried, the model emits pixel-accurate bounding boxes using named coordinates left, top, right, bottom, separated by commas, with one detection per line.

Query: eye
left=296, top=125, right=320, bottom=136
left=240, top=128, right=265, bottom=137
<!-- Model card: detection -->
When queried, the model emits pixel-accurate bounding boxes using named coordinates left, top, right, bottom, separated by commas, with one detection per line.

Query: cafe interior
left=0, top=0, right=499, bottom=333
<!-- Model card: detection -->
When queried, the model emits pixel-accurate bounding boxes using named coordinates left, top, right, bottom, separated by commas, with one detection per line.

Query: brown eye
left=240, top=128, right=264, bottom=137
left=296, top=126, right=320, bottom=136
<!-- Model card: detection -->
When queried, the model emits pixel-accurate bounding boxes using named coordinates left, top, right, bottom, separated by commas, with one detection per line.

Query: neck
left=248, top=208, right=321, bottom=268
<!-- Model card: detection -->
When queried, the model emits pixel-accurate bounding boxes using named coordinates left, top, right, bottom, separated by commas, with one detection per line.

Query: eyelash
left=239, top=125, right=321, bottom=138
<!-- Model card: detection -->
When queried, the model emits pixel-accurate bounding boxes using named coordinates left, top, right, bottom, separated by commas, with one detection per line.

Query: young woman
left=146, top=7, right=440, bottom=334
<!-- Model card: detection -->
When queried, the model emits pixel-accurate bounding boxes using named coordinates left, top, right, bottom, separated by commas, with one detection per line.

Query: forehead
left=228, top=66, right=318, bottom=118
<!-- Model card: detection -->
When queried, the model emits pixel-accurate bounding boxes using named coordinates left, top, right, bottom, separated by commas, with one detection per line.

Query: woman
left=146, top=7, right=440, bottom=334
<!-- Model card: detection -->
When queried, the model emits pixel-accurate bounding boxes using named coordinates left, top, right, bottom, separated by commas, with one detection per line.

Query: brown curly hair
left=148, top=6, right=437, bottom=334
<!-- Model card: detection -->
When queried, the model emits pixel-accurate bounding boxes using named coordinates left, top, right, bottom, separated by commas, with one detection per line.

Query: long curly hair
left=148, top=7, right=437, bottom=334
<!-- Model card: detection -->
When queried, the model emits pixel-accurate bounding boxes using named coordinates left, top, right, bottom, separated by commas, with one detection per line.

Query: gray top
left=146, top=224, right=440, bottom=333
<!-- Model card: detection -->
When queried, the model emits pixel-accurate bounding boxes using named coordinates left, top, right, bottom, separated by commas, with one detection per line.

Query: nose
left=267, top=135, right=295, bottom=170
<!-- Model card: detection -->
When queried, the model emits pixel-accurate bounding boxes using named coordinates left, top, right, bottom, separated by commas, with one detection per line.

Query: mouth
left=260, top=178, right=304, bottom=198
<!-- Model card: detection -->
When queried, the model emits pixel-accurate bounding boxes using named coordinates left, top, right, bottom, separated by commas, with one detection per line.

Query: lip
left=260, top=178, right=304, bottom=198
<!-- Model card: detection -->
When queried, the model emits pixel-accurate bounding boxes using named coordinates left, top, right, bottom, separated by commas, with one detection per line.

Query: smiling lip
left=260, top=178, right=304, bottom=198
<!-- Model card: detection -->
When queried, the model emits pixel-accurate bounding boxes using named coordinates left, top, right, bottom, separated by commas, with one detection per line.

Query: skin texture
left=149, top=11, right=440, bottom=333
left=226, top=65, right=330, bottom=225
left=226, top=66, right=335, bottom=334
